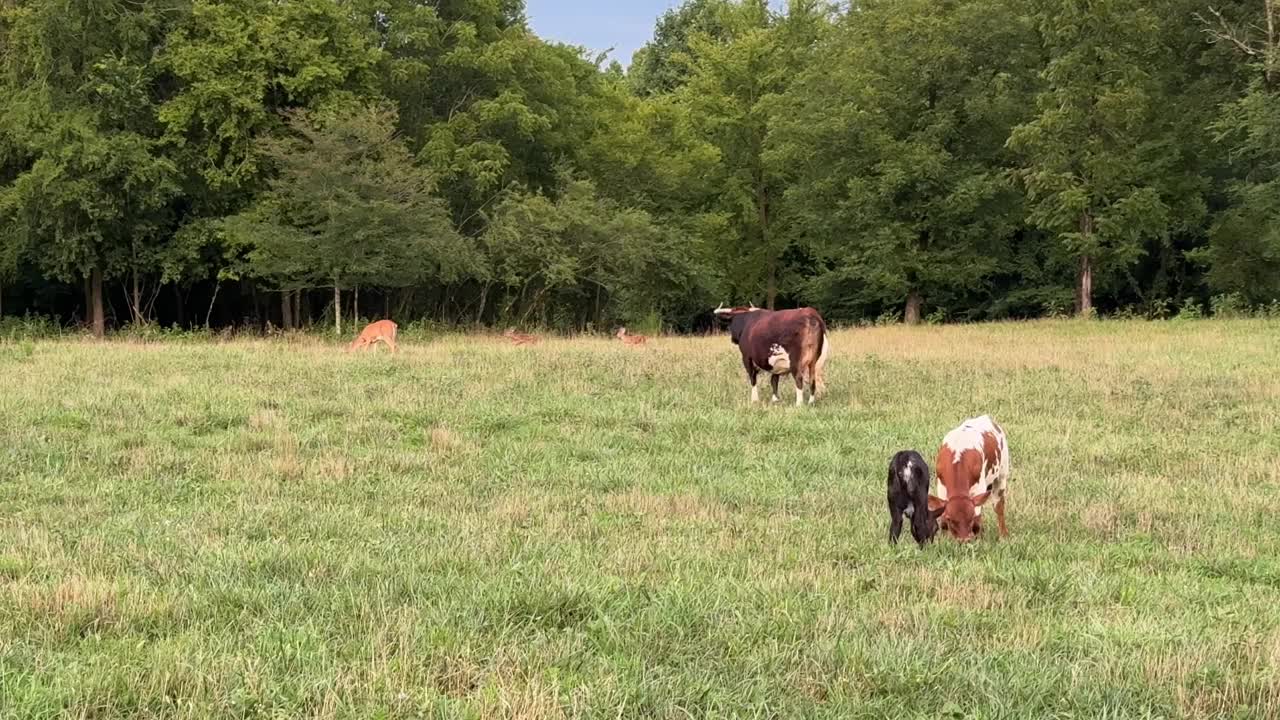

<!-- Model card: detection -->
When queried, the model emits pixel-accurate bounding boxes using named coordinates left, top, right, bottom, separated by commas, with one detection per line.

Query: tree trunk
left=1077, top=212, right=1094, bottom=316
left=131, top=268, right=142, bottom=324
left=281, top=291, right=293, bottom=331
left=295, top=291, right=304, bottom=328
left=205, top=280, right=221, bottom=329
left=383, top=292, right=390, bottom=321
left=91, top=266, right=105, bottom=338
left=1268, top=0, right=1277, bottom=86
left=334, top=285, right=341, bottom=335
left=174, top=284, right=186, bottom=328
left=477, top=283, right=490, bottom=325
left=905, top=291, right=923, bottom=325
left=354, top=285, right=360, bottom=322
left=1077, top=256, right=1093, bottom=316
left=83, top=274, right=93, bottom=327
left=758, top=183, right=776, bottom=310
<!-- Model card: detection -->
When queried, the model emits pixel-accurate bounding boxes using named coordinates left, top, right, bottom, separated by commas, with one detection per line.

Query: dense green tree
left=1195, top=1, right=1280, bottom=303
left=775, top=0, right=1037, bottom=323
left=482, top=175, right=712, bottom=328
left=0, top=0, right=1273, bottom=330
left=224, top=106, right=475, bottom=334
left=678, top=0, right=830, bottom=309
left=629, top=0, right=731, bottom=96
left=1008, top=0, right=1186, bottom=316
left=0, top=0, right=182, bottom=336
left=158, top=0, right=383, bottom=325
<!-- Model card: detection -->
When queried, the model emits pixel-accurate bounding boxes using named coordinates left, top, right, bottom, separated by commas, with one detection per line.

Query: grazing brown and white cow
left=928, top=415, right=1010, bottom=543
left=712, top=304, right=830, bottom=405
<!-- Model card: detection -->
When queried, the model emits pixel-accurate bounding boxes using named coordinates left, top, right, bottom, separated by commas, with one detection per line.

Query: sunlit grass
left=2, top=320, right=1279, bottom=718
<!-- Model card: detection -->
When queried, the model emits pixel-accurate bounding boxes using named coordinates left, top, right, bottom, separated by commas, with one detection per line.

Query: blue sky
left=524, top=1, right=682, bottom=68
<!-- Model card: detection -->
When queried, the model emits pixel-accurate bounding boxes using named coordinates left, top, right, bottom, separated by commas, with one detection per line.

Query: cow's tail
left=813, top=329, right=830, bottom=398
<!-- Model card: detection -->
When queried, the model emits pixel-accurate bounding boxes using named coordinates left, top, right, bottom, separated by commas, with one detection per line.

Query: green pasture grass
left=1, top=320, right=1279, bottom=719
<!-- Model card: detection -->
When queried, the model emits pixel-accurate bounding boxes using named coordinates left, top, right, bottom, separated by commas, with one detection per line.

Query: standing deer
left=348, top=319, right=398, bottom=353
left=615, top=327, right=647, bottom=346
left=504, top=328, right=540, bottom=346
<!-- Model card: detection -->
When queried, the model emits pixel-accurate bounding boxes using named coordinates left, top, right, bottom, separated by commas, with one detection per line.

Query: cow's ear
left=972, top=492, right=992, bottom=507
left=927, top=495, right=946, bottom=512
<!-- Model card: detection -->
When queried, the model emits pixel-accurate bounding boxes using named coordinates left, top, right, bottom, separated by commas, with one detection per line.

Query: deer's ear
left=927, top=495, right=946, bottom=512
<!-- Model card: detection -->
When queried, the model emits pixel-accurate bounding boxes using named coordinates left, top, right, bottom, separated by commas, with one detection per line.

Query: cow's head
left=712, top=303, right=764, bottom=344
left=712, top=302, right=759, bottom=319
left=927, top=492, right=990, bottom=543
left=911, top=511, right=941, bottom=545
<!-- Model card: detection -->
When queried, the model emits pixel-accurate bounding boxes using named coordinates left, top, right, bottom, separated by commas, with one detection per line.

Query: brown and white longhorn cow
left=712, top=304, right=830, bottom=405
left=928, top=415, right=1011, bottom=543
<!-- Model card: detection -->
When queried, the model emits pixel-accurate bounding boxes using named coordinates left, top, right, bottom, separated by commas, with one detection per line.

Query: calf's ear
left=927, top=495, right=946, bottom=512
left=972, top=492, right=992, bottom=507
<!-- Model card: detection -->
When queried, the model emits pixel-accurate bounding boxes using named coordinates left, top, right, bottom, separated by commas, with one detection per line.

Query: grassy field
left=2, top=320, right=1280, bottom=719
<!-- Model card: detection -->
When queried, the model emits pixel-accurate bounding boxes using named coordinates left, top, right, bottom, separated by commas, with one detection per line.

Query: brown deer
left=504, top=327, right=541, bottom=346
left=615, top=327, right=647, bottom=346
left=348, top=319, right=398, bottom=353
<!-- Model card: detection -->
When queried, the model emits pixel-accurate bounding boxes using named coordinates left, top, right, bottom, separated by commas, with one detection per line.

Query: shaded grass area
left=2, top=321, right=1280, bottom=718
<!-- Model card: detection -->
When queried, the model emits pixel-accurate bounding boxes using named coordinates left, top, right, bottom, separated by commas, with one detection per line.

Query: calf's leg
left=770, top=374, right=781, bottom=402
left=995, top=493, right=1009, bottom=537
left=889, top=508, right=904, bottom=545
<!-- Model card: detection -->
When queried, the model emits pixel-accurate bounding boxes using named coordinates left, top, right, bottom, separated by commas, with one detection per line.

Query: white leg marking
left=750, top=384, right=760, bottom=403
left=795, top=389, right=804, bottom=407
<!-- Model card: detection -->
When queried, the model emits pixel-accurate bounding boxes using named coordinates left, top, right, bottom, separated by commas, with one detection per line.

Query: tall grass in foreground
left=2, top=321, right=1279, bottom=719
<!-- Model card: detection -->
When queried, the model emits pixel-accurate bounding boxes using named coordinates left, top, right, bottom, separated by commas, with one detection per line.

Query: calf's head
left=927, top=492, right=991, bottom=543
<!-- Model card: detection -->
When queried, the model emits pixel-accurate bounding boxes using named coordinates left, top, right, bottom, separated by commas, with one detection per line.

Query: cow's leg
left=770, top=374, right=781, bottom=402
left=889, top=508, right=904, bottom=545
left=807, top=361, right=819, bottom=404
left=747, top=365, right=760, bottom=403
left=995, top=493, right=1009, bottom=538
left=793, top=370, right=806, bottom=406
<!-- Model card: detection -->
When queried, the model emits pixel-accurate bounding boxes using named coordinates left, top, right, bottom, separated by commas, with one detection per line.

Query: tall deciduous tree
left=629, top=0, right=731, bottom=96
left=1195, top=1, right=1280, bottom=303
left=0, top=0, right=181, bottom=336
left=224, top=106, right=476, bottom=335
left=679, top=0, right=828, bottom=309
left=775, top=0, right=1036, bottom=323
left=483, top=175, right=713, bottom=328
left=1008, top=0, right=1176, bottom=316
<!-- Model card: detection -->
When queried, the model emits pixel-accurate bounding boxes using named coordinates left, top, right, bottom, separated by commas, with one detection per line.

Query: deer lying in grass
left=348, top=319, right=398, bottom=353
left=504, top=328, right=540, bottom=346
left=615, top=327, right=647, bottom=346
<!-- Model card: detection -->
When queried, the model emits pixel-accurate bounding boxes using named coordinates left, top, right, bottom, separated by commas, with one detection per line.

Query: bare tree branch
left=1195, top=7, right=1262, bottom=58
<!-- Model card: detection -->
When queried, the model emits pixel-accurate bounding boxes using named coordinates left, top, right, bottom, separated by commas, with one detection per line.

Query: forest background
left=4, top=0, right=1280, bottom=336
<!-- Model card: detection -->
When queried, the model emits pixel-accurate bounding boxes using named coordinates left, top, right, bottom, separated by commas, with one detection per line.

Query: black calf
left=887, top=450, right=940, bottom=547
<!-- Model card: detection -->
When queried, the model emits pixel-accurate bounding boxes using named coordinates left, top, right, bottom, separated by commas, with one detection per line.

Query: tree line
left=2, top=0, right=1278, bottom=336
